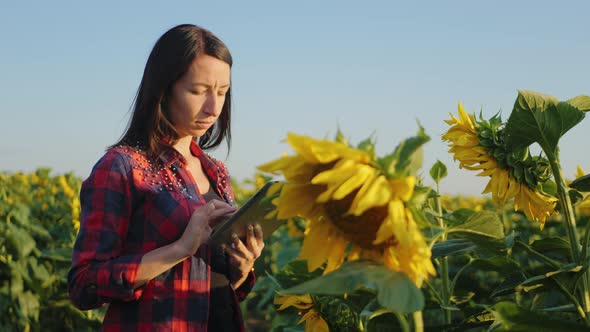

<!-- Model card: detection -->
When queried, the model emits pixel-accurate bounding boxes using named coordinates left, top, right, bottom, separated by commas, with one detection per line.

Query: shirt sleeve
left=234, top=270, right=256, bottom=302
left=67, top=150, right=145, bottom=310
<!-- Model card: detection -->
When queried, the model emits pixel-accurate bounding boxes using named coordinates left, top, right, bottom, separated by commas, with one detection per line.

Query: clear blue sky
left=1, top=1, right=588, bottom=195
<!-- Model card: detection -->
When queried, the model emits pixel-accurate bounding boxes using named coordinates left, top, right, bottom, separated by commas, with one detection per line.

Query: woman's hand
left=175, top=199, right=236, bottom=258
left=224, top=224, right=264, bottom=288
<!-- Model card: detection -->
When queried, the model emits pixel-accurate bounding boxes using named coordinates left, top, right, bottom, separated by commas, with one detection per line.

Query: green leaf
left=516, top=262, right=585, bottom=294
left=505, top=90, right=585, bottom=153
left=17, top=291, right=39, bottom=322
left=431, top=239, right=476, bottom=258
left=455, top=258, right=522, bottom=298
left=41, top=248, right=72, bottom=262
left=464, top=256, right=521, bottom=276
left=335, top=128, right=348, bottom=145
left=28, top=256, right=51, bottom=284
left=282, top=260, right=424, bottom=313
left=450, top=291, right=475, bottom=305
left=379, top=126, right=430, bottom=177
left=429, top=160, right=448, bottom=183
left=530, top=237, right=571, bottom=261
left=491, top=272, right=527, bottom=298
left=357, top=136, right=376, bottom=157
left=9, top=261, right=24, bottom=296
left=491, top=301, right=590, bottom=331
left=274, top=260, right=324, bottom=289
left=6, top=223, right=36, bottom=258
left=571, top=174, right=590, bottom=192
left=445, top=208, right=477, bottom=227
left=6, top=203, right=31, bottom=226
left=566, top=95, right=590, bottom=112
left=447, top=211, right=505, bottom=251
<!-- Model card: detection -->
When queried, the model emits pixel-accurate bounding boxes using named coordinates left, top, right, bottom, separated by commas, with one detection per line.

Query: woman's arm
left=134, top=200, right=235, bottom=288
left=67, top=151, right=144, bottom=310
left=68, top=151, right=234, bottom=310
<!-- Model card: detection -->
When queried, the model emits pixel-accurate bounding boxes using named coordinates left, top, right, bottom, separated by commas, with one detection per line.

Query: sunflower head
left=443, top=103, right=558, bottom=227
left=258, top=129, right=436, bottom=286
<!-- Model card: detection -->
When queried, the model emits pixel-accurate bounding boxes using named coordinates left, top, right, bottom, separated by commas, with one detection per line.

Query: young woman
left=68, top=24, right=264, bottom=331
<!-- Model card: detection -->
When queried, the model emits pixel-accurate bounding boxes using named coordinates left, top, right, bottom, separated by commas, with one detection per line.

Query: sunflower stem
left=551, top=276, right=588, bottom=324
left=435, top=183, right=452, bottom=325
left=412, top=311, right=424, bottom=332
left=394, top=312, right=411, bottom=332
left=547, top=149, right=590, bottom=320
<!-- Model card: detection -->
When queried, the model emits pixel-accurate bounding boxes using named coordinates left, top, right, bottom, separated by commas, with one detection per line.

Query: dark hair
left=112, top=24, right=233, bottom=156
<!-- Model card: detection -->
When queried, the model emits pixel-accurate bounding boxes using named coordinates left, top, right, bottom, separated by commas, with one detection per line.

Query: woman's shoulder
left=205, top=153, right=231, bottom=180
left=89, top=145, right=150, bottom=177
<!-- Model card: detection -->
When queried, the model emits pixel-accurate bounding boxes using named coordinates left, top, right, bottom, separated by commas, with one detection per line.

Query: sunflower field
left=2, top=90, right=590, bottom=331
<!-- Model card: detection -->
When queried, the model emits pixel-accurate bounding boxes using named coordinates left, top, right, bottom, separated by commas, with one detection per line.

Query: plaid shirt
left=68, top=140, right=255, bottom=332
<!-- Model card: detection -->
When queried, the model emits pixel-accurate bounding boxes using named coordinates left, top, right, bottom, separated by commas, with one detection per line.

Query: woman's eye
left=218, top=91, right=227, bottom=96
left=191, top=90, right=206, bottom=95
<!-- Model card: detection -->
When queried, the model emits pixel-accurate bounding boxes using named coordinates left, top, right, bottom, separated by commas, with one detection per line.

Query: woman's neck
left=172, top=136, right=195, bottom=161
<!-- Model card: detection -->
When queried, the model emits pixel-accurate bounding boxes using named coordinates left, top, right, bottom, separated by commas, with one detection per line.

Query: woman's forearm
left=133, top=241, right=192, bottom=289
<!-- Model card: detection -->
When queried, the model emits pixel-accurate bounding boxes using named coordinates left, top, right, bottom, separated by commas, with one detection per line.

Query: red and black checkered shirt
left=68, top=140, right=255, bottom=332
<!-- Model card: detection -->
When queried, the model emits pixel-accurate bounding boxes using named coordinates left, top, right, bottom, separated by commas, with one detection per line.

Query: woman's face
left=168, top=54, right=231, bottom=138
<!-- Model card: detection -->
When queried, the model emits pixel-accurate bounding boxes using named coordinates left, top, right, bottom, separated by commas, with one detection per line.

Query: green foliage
left=377, top=126, right=430, bottom=178
left=0, top=170, right=104, bottom=331
left=491, top=301, right=590, bottom=331
left=282, top=260, right=424, bottom=313
left=571, top=174, right=590, bottom=192
left=429, top=160, right=448, bottom=184
left=431, top=239, right=477, bottom=259
left=505, top=90, right=586, bottom=154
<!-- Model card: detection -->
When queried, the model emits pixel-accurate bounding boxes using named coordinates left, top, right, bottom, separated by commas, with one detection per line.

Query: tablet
left=208, top=180, right=286, bottom=246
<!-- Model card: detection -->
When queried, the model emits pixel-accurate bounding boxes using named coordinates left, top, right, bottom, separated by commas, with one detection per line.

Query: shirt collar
left=158, top=139, right=213, bottom=170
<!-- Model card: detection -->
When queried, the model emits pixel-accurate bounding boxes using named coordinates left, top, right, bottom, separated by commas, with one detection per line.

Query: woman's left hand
left=223, top=223, right=264, bottom=289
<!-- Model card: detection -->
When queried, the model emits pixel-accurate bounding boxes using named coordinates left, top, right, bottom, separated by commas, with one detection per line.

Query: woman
left=68, top=24, right=264, bottom=331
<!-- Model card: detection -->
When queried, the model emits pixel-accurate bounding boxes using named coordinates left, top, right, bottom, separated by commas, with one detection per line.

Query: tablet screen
left=208, top=180, right=286, bottom=245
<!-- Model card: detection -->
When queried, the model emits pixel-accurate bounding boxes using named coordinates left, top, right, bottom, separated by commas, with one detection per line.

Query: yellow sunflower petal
left=390, top=176, right=416, bottom=202
left=274, top=293, right=313, bottom=310
left=298, top=309, right=329, bottom=332
left=576, top=165, right=585, bottom=178
left=300, top=218, right=339, bottom=271
left=348, top=174, right=392, bottom=216
left=277, top=184, right=322, bottom=219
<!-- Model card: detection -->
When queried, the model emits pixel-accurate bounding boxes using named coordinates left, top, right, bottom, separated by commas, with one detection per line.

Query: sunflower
left=275, top=293, right=329, bottom=332
left=258, top=132, right=435, bottom=286
left=443, top=103, right=557, bottom=228
left=574, top=166, right=590, bottom=216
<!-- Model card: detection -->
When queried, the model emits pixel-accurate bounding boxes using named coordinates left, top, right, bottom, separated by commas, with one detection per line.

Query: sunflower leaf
left=357, top=136, right=376, bottom=158
left=431, top=239, right=477, bottom=258
left=281, top=260, right=423, bottom=313
left=429, top=160, right=448, bottom=184
left=274, top=260, right=325, bottom=290
left=504, top=90, right=586, bottom=154
left=380, top=126, right=430, bottom=178
left=447, top=211, right=505, bottom=252
left=491, top=301, right=590, bottom=332
left=530, top=237, right=571, bottom=261
left=335, top=127, right=348, bottom=145
left=570, top=174, right=590, bottom=192
left=566, top=95, right=590, bottom=112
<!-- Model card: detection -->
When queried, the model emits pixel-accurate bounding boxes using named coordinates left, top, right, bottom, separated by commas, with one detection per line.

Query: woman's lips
left=195, top=120, right=214, bottom=128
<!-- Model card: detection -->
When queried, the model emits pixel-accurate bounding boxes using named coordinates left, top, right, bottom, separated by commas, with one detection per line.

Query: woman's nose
left=202, top=94, right=220, bottom=116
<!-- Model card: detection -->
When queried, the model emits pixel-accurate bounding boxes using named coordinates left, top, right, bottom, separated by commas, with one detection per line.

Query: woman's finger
left=230, top=234, right=252, bottom=259
left=245, top=225, right=257, bottom=252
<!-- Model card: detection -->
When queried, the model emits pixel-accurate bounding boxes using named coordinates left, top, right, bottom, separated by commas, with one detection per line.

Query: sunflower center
left=324, top=190, right=390, bottom=249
